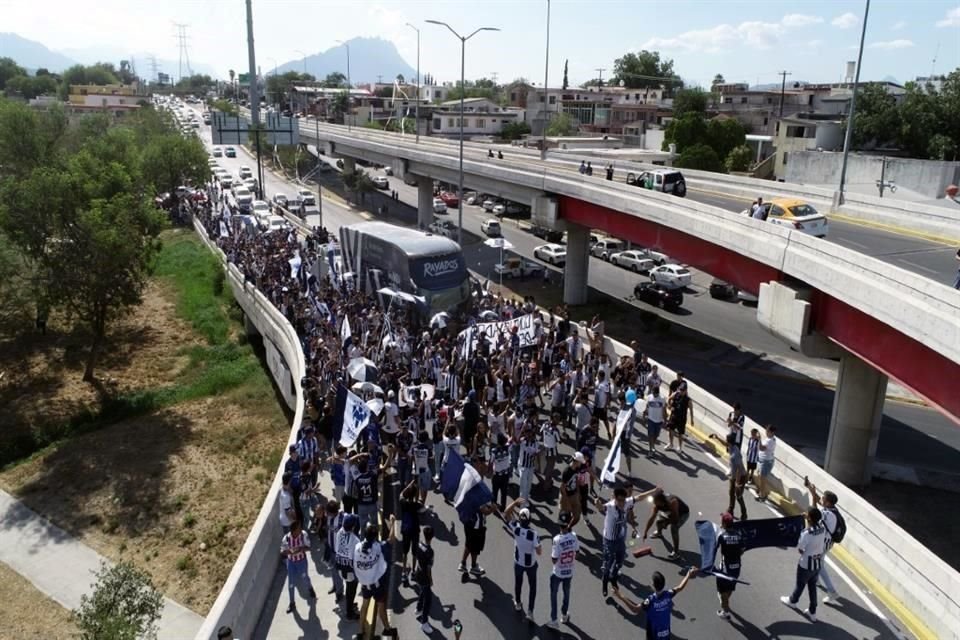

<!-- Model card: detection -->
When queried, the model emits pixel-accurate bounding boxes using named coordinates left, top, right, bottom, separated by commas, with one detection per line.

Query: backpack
left=826, top=506, right=846, bottom=544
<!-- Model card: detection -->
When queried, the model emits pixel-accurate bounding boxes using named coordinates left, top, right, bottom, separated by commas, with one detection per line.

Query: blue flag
left=441, top=448, right=493, bottom=523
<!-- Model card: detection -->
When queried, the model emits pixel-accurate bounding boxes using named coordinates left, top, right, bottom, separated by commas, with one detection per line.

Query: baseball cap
left=573, top=452, right=586, bottom=464
left=721, top=512, right=734, bottom=526
left=518, top=508, right=531, bottom=521
left=288, top=444, right=297, bottom=452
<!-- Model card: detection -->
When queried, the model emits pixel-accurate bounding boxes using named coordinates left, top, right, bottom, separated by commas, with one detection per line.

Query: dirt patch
left=0, top=561, right=78, bottom=639
left=0, top=256, right=289, bottom=612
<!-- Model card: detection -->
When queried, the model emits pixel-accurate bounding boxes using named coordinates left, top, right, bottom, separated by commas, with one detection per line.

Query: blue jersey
left=642, top=589, right=675, bottom=639
left=330, top=462, right=345, bottom=486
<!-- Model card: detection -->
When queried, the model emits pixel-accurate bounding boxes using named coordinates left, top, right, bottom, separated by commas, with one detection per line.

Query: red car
left=439, top=191, right=460, bottom=208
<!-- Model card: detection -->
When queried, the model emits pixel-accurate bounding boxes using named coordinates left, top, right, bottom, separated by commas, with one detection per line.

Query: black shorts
left=592, top=406, right=607, bottom=419
left=361, top=577, right=386, bottom=600
left=402, top=530, right=419, bottom=557
left=716, top=568, right=740, bottom=593
left=669, top=419, right=686, bottom=436
left=465, top=526, right=486, bottom=554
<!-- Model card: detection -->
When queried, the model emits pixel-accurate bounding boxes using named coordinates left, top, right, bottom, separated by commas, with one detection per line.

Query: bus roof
left=344, top=221, right=461, bottom=257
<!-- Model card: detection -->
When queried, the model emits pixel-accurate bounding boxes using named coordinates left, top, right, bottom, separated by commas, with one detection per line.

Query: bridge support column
left=563, top=223, right=590, bottom=305
left=824, top=351, right=887, bottom=486
left=341, top=157, right=356, bottom=174
left=416, top=175, right=433, bottom=231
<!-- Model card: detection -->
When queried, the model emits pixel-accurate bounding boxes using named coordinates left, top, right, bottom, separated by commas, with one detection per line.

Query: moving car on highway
left=272, top=193, right=289, bottom=210
left=649, top=264, right=692, bottom=289
left=634, top=281, right=684, bottom=310
left=373, top=175, right=389, bottom=189
left=742, top=198, right=830, bottom=238
left=533, top=243, right=567, bottom=266
left=428, top=219, right=456, bottom=238
left=439, top=191, right=460, bottom=208
left=494, top=256, right=544, bottom=279
left=239, top=166, right=253, bottom=179
left=212, top=147, right=223, bottom=157
left=610, top=250, right=656, bottom=273
left=433, top=198, right=448, bottom=214
left=225, top=146, right=237, bottom=158
left=626, top=169, right=687, bottom=197
left=480, top=219, right=501, bottom=236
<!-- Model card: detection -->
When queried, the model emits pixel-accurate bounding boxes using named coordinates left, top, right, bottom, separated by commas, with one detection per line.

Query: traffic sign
left=211, top=112, right=248, bottom=145
left=238, top=73, right=251, bottom=85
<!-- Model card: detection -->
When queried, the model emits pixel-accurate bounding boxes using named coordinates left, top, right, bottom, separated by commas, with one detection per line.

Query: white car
left=251, top=200, right=270, bottom=217
left=263, top=215, right=287, bottom=232
left=480, top=219, right=501, bottom=236
left=428, top=219, right=456, bottom=238
left=372, top=175, right=389, bottom=189
left=590, top=239, right=624, bottom=261
left=533, top=243, right=567, bottom=266
left=610, top=250, right=655, bottom=273
left=238, top=166, right=253, bottom=179
left=649, top=264, right=692, bottom=289
left=433, top=198, right=448, bottom=214
left=637, top=248, right=670, bottom=266
left=211, top=147, right=223, bottom=157
left=295, top=188, right=316, bottom=206
left=482, top=198, right=500, bottom=212
left=494, top=257, right=544, bottom=279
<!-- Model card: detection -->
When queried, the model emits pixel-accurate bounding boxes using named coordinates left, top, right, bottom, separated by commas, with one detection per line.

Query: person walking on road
left=780, top=507, right=828, bottom=622
left=715, top=512, right=745, bottom=620
left=805, top=479, right=845, bottom=603
left=559, top=452, right=584, bottom=521
left=334, top=514, right=361, bottom=620
left=281, top=519, right=317, bottom=614
left=665, top=385, right=693, bottom=454
left=643, top=489, right=691, bottom=560
left=548, top=511, right=580, bottom=629
left=505, top=497, right=542, bottom=620
left=414, top=525, right=436, bottom=633
left=354, top=519, right=397, bottom=637
left=613, top=568, right=697, bottom=638
left=642, top=386, right=666, bottom=458
left=460, top=503, right=495, bottom=576
left=756, top=425, right=778, bottom=502
left=595, top=486, right=658, bottom=597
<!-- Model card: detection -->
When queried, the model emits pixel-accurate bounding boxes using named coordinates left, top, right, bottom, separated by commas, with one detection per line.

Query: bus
left=339, top=222, right=470, bottom=315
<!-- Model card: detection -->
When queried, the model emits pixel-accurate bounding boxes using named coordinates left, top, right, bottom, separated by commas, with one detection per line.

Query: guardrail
left=192, top=220, right=307, bottom=640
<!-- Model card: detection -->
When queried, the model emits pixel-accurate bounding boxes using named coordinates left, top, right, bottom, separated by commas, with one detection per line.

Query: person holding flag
left=715, top=512, right=745, bottom=620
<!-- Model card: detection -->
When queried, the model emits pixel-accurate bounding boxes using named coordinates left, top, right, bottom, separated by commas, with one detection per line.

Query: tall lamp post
left=405, top=22, right=421, bottom=143
left=336, top=40, right=352, bottom=130
left=266, top=57, right=278, bottom=110
left=541, top=0, right=551, bottom=160
left=425, top=20, right=500, bottom=246
left=838, top=0, right=871, bottom=205
left=294, top=49, right=308, bottom=114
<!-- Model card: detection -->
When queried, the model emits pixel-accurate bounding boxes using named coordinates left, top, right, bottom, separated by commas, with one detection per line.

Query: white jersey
left=540, top=423, right=560, bottom=451
left=551, top=531, right=579, bottom=578
left=334, top=529, right=360, bottom=577
left=511, top=521, right=541, bottom=568
left=644, top=394, right=666, bottom=423
left=383, top=402, right=400, bottom=434
left=353, top=540, right=388, bottom=586
left=601, top=497, right=636, bottom=541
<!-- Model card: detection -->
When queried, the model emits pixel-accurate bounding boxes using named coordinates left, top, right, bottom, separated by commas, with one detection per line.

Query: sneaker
left=327, top=586, right=337, bottom=595
left=717, top=609, right=731, bottom=619
left=546, top=619, right=559, bottom=629
left=804, top=609, right=818, bottom=622
left=780, top=596, right=797, bottom=609
left=421, top=622, right=435, bottom=634
left=526, top=609, right=535, bottom=621
left=561, top=614, right=570, bottom=624
left=286, top=603, right=295, bottom=614
left=470, top=565, right=486, bottom=576
left=458, top=562, right=468, bottom=573
left=667, top=551, right=679, bottom=560
left=822, top=592, right=839, bottom=604
left=664, top=444, right=674, bottom=451
left=650, top=531, right=662, bottom=539
left=514, top=599, right=523, bottom=612
left=602, top=583, right=609, bottom=598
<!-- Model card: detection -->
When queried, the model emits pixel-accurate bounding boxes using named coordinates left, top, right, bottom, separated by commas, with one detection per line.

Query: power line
left=777, top=70, right=792, bottom=117
left=173, top=23, right=193, bottom=83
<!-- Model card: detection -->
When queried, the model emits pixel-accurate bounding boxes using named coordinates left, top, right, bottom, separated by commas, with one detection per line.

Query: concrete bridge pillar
left=824, top=351, right=888, bottom=486
left=416, top=175, right=434, bottom=231
left=563, top=223, right=590, bottom=305
left=341, top=157, right=356, bottom=174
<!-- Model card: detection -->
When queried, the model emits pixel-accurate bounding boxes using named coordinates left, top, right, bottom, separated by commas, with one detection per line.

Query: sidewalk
left=0, top=490, right=202, bottom=639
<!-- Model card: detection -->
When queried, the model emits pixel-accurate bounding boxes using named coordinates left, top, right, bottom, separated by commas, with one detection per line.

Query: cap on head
left=387, top=390, right=395, bottom=398
left=518, top=508, right=531, bottom=521
left=558, top=511, right=573, bottom=527
left=573, top=451, right=586, bottom=464
left=288, top=444, right=297, bottom=452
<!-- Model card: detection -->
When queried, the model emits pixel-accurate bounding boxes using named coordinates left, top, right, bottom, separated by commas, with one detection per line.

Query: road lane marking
left=898, top=260, right=939, bottom=275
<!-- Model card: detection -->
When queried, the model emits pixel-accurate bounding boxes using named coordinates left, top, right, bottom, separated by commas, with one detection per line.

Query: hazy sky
left=4, top=0, right=959, bottom=86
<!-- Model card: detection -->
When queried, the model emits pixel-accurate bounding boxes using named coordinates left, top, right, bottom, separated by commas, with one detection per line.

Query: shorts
left=716, top=567, right=740, bottom=593
left=417, top=468, right=432, bottom=492
left=647, top=420, right=663, bottom=440
left=465, top=526, right=486, bottom=554
left=402, top=530, right=419, bottom=557
left=560, top=491, right=581, bottom=519
left=746, top=462, right=757, bottom=473
left=592, top=406, right=607, bottom=419
left=361, top=577, right=386, bottom=601
left=759, top=459, right=775, bottom=477
left=669, top=419, right=686, bottom=436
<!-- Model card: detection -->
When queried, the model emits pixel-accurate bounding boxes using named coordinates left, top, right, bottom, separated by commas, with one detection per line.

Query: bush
left=725, top=144, right=754, bottom=172
left=211, top=268, right=225, bottom=297
left=500, top=121, right=531, bottom=141
left=74, top=561, right=164, bottom=640
left=675, top=143, right=724, bottom=173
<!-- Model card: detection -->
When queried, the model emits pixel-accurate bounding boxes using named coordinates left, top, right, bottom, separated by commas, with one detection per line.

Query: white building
left=431, top=97, right=522, bottom=137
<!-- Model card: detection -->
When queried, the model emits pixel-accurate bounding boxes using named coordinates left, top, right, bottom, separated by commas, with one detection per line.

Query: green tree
left=672, top=88, right=708, bottom=118
left=74, top=561, right=164, bottom=640
left=396, top=73, right=405, bottom=84
left=323, top=72, right=347, bottom=88
left=562, top=60, right=569, bottom=90
left=209, top=99, right=238, bottom=115
left=0, top=100, right=68, bottom=179
left=725, top=144, right=753, bottom=172
left=0, top=232, right=33, bottom=329
left=711, top=74, right=726, bottom=87
left=612, top=50, right=675, bottom=89
left=266, top=71, right=315, bottom=105
left=142, top=134, right=211, bottom=198
left=0, top=57, right=27, bottom=89
left=851, top=83, right=900, bottom=148
left=330, top=90, right=350, bottom=123
left=58, top=63, right=121, bottom=99
left=662, top=113, right=708, bottom=153
left=545, top=112, right=576, bottom=136
left=675, top=143, right=723, bottom=172
left=707, top=117, right=746, bottom=161
left=500, top=121, right=531, bottom=141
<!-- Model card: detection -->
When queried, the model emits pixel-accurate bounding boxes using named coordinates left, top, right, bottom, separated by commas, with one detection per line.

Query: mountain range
left=0, top=32, right=76, bottom=72
left=274, top=37, right=416, bottom=84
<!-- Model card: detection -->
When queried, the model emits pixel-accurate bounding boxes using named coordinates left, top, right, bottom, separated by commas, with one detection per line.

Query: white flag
left=340, top=315, right=352, bottom=348
left=341, top=389, right=371, bottom=447
left=601, top=408, right=634, bottom=485
left=289, top=253, right=302, bottom=279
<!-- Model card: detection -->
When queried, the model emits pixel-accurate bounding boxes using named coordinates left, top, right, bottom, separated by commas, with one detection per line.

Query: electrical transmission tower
left=148, top=55, right=160, bottom=83
left=173, top=23, right=193, bottom=82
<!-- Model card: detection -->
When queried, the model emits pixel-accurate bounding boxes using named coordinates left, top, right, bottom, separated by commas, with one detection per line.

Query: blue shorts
left=759, top=459, right=775, bottom=477
left=647, top=420, right=663, bottom=439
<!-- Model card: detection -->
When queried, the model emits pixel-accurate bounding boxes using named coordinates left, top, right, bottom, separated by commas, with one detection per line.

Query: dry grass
left=0, top=561, right=78, bottom=639
left=0, top=230, right=290, bottom=612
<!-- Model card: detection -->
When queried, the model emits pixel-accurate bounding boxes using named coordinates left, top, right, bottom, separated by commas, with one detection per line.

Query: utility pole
left=839, top=0, right=871, bottom=205
left=377, top=74, right=383, bottom=85
left=245, top=0, right=264, bottom=200
left=595, top=68, right=605, bottom=87
left=406, top=23, right=421, bottom=143
left=778, top=70, right=792, bottom=117
left=490, top=71, right=499, bottom=85
left=173, top=23, right=192, bottom=84
left=541, top=0, right=551, bottom=159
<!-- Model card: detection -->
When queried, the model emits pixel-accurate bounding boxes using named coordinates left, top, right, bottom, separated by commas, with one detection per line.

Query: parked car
left=610, top=250, right=656, bottom=273
left=626, top=169, right=687, bottom=197
left=262, top=215, right=287, bottom=233
left=238, top=166, right=253, bottom=179
left=709, top=279, right=738, bottom=300
left=224, top=146, right=237, bottom=158
left=481, top=219, right=502, bottom=236
left=634, top=281, right=684, bottom=310
left=533, top=243, right=567, bottom=266
left=251, top=200, right=270, bottom=218
left=433, top=198, right=448, bottom=214
left=649, top=264, right=692, bottom=289
left=493, top=201, right=528, bottom=218
left=428, top=219, right=456, bottom=238
left=372, top=176, right=389, bottom=189
left=494, top=256, right=544, bottom=279
left=590, top=238, right=624, bottom=261
left=637, top=248, right=670, bottom=266
left=560, top=231, right=601, bottom=246
left=439, top=191, right=460, bottom=208
left=212, top=147, right=223, bottom=157
left=740, top=198, right=829, bottom=238
left=482, top=198, right=501, bottom=212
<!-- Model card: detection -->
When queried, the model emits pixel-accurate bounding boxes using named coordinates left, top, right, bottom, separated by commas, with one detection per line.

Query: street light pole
left=336, top=40, right=352, bottom=130
left=838, top=0, right=871, bottom=205
left=406, top=23, right=421, bottom=143
left=541, top=0, right=551, bottom=160
left=426, top=20, right=500, bottom=246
